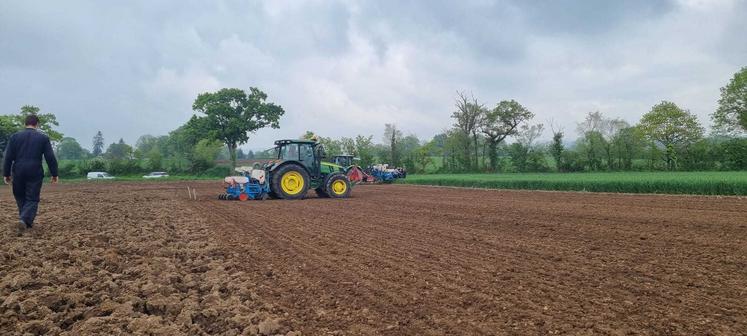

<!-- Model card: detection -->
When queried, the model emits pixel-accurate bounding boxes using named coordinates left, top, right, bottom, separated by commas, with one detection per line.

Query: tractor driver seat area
left=313, top=144, right=327, bottom=178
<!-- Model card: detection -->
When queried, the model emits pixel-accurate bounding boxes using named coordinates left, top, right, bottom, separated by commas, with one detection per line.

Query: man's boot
left=17, top=219, right=26, bottom=236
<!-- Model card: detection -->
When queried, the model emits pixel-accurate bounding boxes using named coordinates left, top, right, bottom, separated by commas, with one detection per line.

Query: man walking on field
left=3, top=115, right=58, bottom=235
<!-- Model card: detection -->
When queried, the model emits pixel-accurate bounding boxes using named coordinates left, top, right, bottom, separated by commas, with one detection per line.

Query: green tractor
left=331, top=154, right=356, bottom=168
left=265, top=139, right=352, bottom=199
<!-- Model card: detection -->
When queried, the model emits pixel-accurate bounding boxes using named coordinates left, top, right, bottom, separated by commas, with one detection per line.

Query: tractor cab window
left=279, top=144, right=300, bottom=160
left=336, top=156, right=352, bottom=167
left=299, top=143, right=315, bottom=169
left=299, top=144, right=314, bottom=159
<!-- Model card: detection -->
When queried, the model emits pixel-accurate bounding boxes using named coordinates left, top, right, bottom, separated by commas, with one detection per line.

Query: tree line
left=0, top=87, right=285, bottom=178
left=317, top=67, right=745, bottom=174
left=1, top=67, right=745, bottom=177
left=364, top=67, right=747, bottom=173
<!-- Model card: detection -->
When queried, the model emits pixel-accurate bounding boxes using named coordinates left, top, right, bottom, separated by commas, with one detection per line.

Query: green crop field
left=398, top=172, right=747, bottom=196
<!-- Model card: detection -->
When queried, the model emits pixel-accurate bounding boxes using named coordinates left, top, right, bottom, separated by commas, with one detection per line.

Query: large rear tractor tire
left=271, top=164, right=310, bottom=199
left=325, top=173, right=351, bottom=198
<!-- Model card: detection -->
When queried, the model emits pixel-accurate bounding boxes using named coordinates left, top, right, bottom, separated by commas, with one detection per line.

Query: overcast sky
left=1, top=0, right=745, bottom=150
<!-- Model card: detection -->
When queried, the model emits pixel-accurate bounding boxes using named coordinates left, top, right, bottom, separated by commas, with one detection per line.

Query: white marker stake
left=192, top=188, right=197, bottom=200
left=187, top=186, right=191, bottom=200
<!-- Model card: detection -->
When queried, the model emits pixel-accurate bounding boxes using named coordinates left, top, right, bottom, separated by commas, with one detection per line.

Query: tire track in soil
left=194, top=201, right=461, bottom=334
left=199, top=192, right=585, bottom=335
left=193, top=183, right=747, bottom=335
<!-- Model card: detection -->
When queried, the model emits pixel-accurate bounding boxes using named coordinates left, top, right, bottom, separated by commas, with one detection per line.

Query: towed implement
left=219, top=171, right=270, bottom=201
left=219, top=139, right=353, bottom=201
left=330, top=154, right=406, bottom=184
left=365, top=164, right=407, bottom=183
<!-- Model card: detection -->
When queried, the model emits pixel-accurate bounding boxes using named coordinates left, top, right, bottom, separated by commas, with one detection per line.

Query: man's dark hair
left=24, top=114, right=39, bottom=126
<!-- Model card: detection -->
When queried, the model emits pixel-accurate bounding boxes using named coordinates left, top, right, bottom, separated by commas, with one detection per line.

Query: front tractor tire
left=325, top=174, right=351, bottom=198
left=271, top=164, right=310, bottom=200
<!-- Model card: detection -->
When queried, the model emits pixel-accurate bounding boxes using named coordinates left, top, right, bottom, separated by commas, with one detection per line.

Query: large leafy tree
left=612, top=127, right=645, bottom=171
left=16, top=105, right=63, bottom=142
left=452, top=92, right=484, bottom=170
left=639, top=101, right=704, bottom=170
left=354, top=135, right=375, bottom=167
left=600, top=118, right=629, bottom=170
left=192, top=87, right=284, bottom=168
left=134, top=134, right=170, bottom=162
left=508, top=124, right=545, bottom=172
left=399, top=134, right=421, bottom=172
left=576, top=111, right=629, bottom=170
left=712, top=66, right=747, bottom=134
left=146, top=147, right=163, bottom=171
left=165, top=117, right=210, bottom=171
left=383, top=123, right=403, bottom=166
left=135, top=135, right=158, bottom=155
left=339, top=137, right=356, bottom=155
left=56, top=137, right=88, bottom=160
left=509, top=124, right=545, bottom=171
left=443, top=129, right=470, bottom=171
left=549, top=127, right=564, bottom=171
left=481, top=100, right=534, bottom=171
left=576, top=112, right=606, bottom=171
left=105, top=138, right=133, bottom=160
left=191, top=139, right=223, bottom=172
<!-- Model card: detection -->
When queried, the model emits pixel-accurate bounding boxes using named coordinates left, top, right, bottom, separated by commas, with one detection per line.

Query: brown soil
left=1, top=182, right=746, bottom=335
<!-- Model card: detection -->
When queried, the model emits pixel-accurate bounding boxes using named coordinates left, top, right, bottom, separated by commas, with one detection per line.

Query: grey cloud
left=0, top=0, right=744, bottom=149
left=516, top=0, right=674, bottom=35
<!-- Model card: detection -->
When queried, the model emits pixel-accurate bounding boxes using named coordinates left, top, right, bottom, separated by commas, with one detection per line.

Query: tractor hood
left=321, top=162, right=344, bottom=169
left=320, top=162, right=346, bottom=174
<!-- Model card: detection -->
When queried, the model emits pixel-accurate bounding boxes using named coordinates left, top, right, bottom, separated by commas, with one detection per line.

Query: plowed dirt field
left=1, top=182, right=746, bottom=335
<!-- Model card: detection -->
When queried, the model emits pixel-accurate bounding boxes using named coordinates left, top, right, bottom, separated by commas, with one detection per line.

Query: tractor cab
left=274, top=139, right=324, bottom=178
left=331, top=154, right=356, bottom=168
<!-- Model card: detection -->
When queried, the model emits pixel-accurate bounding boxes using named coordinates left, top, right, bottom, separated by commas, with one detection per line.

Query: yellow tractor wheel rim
left=281, top=171, right=304, bottom=195
left=331, top=180, right=347, bottom=195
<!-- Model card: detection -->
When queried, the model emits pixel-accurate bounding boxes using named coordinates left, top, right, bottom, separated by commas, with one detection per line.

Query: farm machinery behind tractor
left=366, top=164, right=407, bottom=183
left=219, top=139, right=353, bottom=201
left=330, top=154, right=407, bottom=184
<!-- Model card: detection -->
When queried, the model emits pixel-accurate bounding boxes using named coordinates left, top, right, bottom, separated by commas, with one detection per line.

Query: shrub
left=87, top=159, right=107, bottom=172
left=721, top=138, right=747, bottom=170
left=200, top=166, right=232, bottom=177
left=107, top=159, right=142, bottom=176
left=559, top=151, right=585, bottom=172
left=56, top=162, right=78, bottom=178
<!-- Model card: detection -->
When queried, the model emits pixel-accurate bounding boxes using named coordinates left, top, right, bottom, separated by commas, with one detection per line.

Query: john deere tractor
left=267, top=139, right=352, bottom=199
left=221, top=139, right=353, bottom=201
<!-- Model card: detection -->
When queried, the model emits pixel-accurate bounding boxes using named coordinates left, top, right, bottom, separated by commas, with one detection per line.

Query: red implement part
left=345, top=166, right=382, bottom=184
left=238, top=193, right=249, bottom=201
left=346, top=166, right=364, bottom=183
left=358, top=176, right=379, bottom=184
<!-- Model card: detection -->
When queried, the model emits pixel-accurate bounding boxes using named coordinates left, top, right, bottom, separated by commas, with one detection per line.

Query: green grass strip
left=397, top=172, right=747, bottom=196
